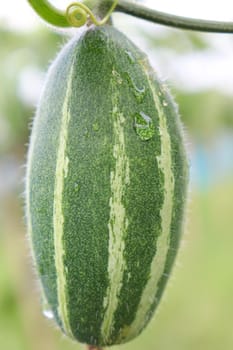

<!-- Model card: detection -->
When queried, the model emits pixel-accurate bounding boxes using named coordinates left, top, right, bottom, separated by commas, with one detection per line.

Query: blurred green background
left=1, top=2, right=233, bottom=350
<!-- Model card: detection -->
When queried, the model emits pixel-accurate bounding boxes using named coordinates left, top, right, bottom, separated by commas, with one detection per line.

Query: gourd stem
left=28, top=0, right=233, bottom=33
left=27, top=0, right=116, bottom=27
left=116, top=0, right=233, bottom=33
left=66, top=1, right=118, bottom=27
left=87, top=346, right=103, bottom=350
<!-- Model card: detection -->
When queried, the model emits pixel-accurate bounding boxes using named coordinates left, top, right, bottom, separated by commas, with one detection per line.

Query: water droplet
left=43, top=308, right=54, bottom=319
left=112, top=70, right=123, bottom=84
left=124, top=73, right=146, bottom=103
left=162, top=100, right=168, bottom=107
left=134, top=85, right=146, bottom=103
left=92, top=122, right=99, bottom=131
left=42, top=299, right=54, bottom=320
left=125, top=50, right=135, bottom=64
left=134, top=112, right=155, bottom=141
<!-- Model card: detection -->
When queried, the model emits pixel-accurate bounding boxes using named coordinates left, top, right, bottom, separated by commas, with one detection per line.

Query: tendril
left=66, top=0, right=118, bottom=27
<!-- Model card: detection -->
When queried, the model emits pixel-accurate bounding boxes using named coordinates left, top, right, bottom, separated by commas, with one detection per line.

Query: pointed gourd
left=26, top=25, right=188, bottom=347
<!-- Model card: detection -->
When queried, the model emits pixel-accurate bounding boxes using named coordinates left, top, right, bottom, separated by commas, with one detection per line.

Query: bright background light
left=1, top=0, right=233, bottom=29
left=145, top=0, right=233, bottom=20
left=1, top=0, right=233, bottom=93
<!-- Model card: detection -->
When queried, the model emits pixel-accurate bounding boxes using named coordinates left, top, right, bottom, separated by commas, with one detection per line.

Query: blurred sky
left=145, top=0, right=233, bottom=20
left=1, top=0, right=233, bottom=29
left=1, top=0, right=233, bottom=94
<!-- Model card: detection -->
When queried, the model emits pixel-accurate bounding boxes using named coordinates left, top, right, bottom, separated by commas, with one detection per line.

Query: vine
left=66, top=1, right=118, bottom=27
left=27, top=0, right=233, bottom=32
left=27, top=0, right=70, bottom=27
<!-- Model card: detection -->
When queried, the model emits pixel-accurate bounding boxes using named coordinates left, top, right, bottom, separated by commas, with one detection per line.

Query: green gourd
left=26, top=25, right=188, bottom=347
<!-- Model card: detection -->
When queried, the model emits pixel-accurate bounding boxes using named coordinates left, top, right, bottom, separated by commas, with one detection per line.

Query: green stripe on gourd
left=26, top=25, right=188, bottom=347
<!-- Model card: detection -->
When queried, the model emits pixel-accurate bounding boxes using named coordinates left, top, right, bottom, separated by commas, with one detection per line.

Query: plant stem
left=27, top=0, right=70, bottom=27
left=27, top=0, right=112, bottom=27
left=28, top=0, right=233, bottom=33
left=87, top=346, right=103, bottom=350
left=116, top=0, right=233, bottom=33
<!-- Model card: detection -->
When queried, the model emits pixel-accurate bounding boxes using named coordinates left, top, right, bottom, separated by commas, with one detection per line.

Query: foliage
left=0, top=26, right=63, bottom=154
left=177, top=90, right=233, bottom=139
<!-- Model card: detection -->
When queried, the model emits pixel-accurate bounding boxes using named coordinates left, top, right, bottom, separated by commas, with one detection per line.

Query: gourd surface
left=26, top=25, right=188, bottom=347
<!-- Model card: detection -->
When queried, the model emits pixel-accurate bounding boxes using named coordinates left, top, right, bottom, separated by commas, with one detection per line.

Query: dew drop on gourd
left=42, top=300, right=54, bottom=320
left=134, top=111, right=155, bottom=141
left=134, top=84, right=146, bottom=103
left=125, top=72, right=146, bottom=103
left=43, top=309, right=54, bottom=320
